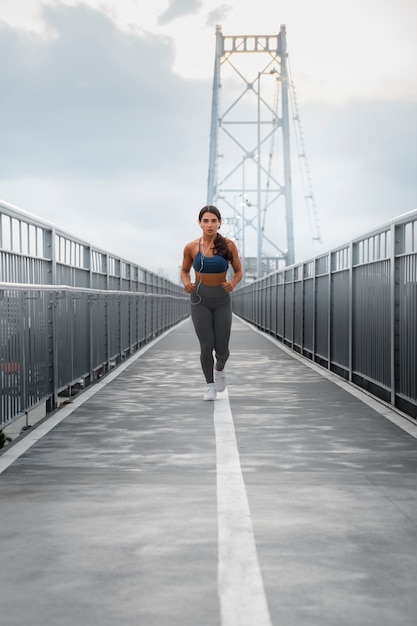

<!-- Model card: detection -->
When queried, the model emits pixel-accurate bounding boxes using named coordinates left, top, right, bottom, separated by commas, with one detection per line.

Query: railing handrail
left=0, top=282, right=188, bottom=299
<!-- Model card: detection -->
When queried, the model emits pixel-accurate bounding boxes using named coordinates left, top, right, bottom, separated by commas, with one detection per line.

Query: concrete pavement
left=0, top=316, right=416, bottom=626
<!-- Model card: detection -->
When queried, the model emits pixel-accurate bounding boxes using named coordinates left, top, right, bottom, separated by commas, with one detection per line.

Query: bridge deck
left=1, top=316, right=416, bottom=626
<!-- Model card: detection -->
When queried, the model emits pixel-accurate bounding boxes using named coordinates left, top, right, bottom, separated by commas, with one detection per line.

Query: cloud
left=206, top=4, right=233, bottom=27
left=157, top=0, right=204, bottom=25
left=0, top=3, right=210, bottom=180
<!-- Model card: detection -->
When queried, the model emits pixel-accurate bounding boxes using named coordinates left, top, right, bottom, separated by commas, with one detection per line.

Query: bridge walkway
left=0, top=316, right=416, bottom=626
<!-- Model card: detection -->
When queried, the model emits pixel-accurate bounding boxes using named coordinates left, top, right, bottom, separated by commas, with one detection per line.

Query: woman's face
left=199, top=211, right=220, bottom=237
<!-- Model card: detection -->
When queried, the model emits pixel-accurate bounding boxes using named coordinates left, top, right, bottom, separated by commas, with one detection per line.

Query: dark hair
left=198, top=205, right=233, bottom=262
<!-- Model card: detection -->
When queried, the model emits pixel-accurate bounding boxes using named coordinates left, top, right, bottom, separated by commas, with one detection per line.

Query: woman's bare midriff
left=194, top=271, right=227, bottom=286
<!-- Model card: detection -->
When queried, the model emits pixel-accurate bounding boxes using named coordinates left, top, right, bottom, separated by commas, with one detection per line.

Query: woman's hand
left=221, top=281, right=234, bottom=292
left=184, top=282, right=196, bottom=293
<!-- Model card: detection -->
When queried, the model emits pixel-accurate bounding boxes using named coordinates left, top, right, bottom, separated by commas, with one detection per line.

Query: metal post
left=257, top=72, right=262, bottom=279
left=390, top=221, right=398, bottom=407
left=279, top=25, right=295, bottom=266
left=348, top=242, right=354, bottom=382
left=207, top=25, right=223, bottom=205
left=242, top=158, right=246, bottom=282
left=328, top=252, right=332, bottom=370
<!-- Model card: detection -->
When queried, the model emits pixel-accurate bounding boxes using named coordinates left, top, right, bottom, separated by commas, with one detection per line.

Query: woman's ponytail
left=214, top=232, right=233, bottom=262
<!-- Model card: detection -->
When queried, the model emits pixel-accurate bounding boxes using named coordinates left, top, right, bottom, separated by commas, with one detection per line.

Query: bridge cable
left=288, top=57, right=323, bottom=246
left=262, top=75, right=281, bottom=259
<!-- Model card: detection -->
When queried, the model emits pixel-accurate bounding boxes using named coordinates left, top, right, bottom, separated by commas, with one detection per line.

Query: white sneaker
left=214, top=368, right=227, bottom=392
left=203, top=383, right=217, bottom=401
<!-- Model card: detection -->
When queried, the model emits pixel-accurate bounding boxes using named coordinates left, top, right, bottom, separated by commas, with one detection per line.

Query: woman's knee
left=200, top=340, right=215, bottom=355
left=215, top=347, right=230, bottom=363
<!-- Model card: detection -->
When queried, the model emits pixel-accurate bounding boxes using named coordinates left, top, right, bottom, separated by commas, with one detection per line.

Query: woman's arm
left=222, top=240, right=243, bottom=291
left=181, top=243, right=196, bottom=293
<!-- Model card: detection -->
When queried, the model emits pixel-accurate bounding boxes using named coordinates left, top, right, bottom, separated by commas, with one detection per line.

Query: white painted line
left=236, top=316, right=417, bottom=439
left=214, top=391, right=272, bottom=626
left=0, top=320, right=189, bottom=474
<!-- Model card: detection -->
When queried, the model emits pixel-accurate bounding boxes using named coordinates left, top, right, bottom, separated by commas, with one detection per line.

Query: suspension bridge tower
left=207, top=24, right=295, bottom=280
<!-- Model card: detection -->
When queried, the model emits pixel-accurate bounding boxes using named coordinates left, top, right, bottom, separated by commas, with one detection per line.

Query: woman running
left=181, top=205, right=243, bottom=400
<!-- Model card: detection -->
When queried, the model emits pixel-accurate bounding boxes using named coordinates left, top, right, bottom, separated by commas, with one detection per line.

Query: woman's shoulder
left=184, top=238, right=200, bottom=253
left=225, top=237, right=237, bottom=251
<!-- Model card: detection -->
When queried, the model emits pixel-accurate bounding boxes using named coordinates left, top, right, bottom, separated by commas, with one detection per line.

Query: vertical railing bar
left=327, top=252, right=332, bottom=370
left=390, top=222, right=398, bottom=408
left=348, top=241, right=354, bottom=382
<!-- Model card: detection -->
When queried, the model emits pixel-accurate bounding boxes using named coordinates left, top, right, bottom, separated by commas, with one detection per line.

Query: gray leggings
left=190, top=284, right=232, bottom=383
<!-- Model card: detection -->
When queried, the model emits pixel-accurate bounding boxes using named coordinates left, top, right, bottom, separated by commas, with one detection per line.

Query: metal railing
left=232, top=209, right=417, bottom=420
left=0, top=201, right=188, bottom=427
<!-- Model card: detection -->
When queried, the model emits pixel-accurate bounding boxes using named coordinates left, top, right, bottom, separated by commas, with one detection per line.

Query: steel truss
left=207, top=24, right=294, bottom=280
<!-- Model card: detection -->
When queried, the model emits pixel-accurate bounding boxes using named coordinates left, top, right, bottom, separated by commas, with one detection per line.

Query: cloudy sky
left=1, top=0, right=416, bottom=281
